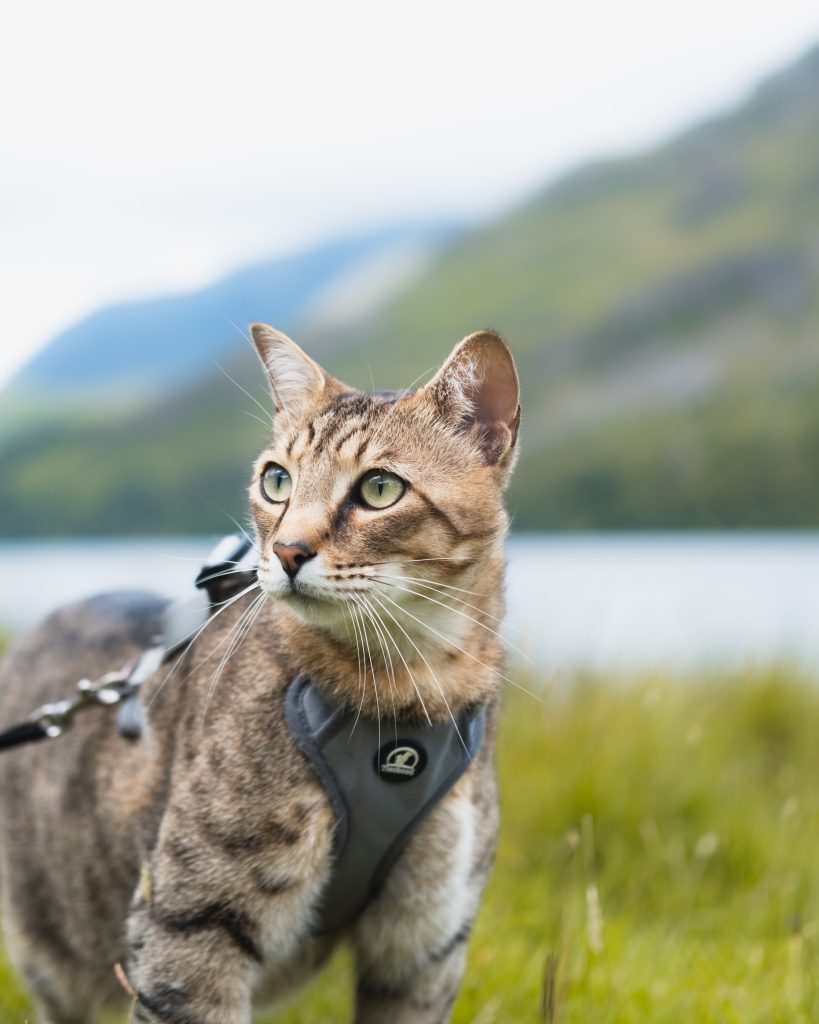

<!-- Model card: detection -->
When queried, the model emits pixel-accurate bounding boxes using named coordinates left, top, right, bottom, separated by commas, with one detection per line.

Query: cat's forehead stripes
left=278, top=391, right=404, bottom=465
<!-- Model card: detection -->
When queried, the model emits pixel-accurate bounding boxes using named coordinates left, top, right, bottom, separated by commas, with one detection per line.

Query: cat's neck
left=269, top=560, right=507, bottom=723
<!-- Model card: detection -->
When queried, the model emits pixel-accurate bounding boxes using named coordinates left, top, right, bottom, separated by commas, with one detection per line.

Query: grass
left=1, top=663, right=818, bottom=1021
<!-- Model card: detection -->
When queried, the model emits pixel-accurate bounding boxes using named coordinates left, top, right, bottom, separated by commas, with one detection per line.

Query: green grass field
left=0, top=663, right=817, bottom=1022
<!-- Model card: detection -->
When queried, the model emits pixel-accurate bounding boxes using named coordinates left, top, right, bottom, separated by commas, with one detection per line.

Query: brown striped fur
left=0, top=326, right=520, bottom=1023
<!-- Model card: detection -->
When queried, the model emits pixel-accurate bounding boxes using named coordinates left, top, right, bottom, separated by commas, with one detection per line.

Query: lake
left=0, top=534, right=816, bottom=673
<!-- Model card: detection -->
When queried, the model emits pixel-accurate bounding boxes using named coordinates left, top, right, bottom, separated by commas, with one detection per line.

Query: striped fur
left=0, top=327, right=519, bottom=1023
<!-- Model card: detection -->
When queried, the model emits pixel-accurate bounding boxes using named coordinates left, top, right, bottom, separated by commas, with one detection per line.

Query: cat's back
left=0, top=589, right=167, bottom=723
left=0, top=591, right=172, bottom=983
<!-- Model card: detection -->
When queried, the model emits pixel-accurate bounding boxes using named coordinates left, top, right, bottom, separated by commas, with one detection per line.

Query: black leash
left=0, top=721, right=52, bottom=751
left=0, top=663, right=150, bottom=752
left=0, top=531, right=488, bottom=934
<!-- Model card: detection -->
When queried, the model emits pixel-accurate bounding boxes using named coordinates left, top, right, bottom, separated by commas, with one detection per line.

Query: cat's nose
left=272, top=542, right=316, bottom=580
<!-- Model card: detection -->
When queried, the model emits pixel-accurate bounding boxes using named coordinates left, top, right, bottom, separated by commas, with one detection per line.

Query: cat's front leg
left=353, top=786, right=495, bottom=1024
left=123, top=786, right=333, bottom=1023
left=125, top=899, right=256, bottom=1024
left=124, top=853, right=259, bottom=1024
left=354, top=935, right=470, bottom=1024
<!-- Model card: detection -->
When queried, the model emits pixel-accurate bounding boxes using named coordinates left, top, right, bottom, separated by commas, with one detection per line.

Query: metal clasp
left=34, top=698, right=77, bottom=738
left=78, top=668, right=134, bottom=705
left=30, top=665, right=135, bottom=739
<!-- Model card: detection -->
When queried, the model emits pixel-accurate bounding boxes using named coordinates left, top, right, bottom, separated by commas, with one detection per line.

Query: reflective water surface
left=0, top=534, right=816, bottom=672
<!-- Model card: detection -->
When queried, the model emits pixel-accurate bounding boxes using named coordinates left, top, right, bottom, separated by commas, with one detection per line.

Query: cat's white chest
left=353, top=793, right=478, bottom=978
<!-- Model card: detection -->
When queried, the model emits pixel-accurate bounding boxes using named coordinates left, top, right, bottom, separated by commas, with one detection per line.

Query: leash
left=0, top=532, right=488, bottom=933
left=0, top=644, right=169, bottom=752
left=0, top=535, right=256, bottom=752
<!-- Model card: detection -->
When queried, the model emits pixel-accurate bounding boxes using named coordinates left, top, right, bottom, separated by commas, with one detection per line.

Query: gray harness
left=116, top=535, right=486, bottom=933
left=286, top=675, right=484, bottom=931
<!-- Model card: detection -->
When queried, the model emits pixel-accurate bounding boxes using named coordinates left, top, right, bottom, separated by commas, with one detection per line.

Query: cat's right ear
left=250, top=323, right=327, bottom=417
left=426, top=329, right=521, bottom=466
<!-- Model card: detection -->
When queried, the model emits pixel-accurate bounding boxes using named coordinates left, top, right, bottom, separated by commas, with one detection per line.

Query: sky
left=3, top=1, right=819, bottom=390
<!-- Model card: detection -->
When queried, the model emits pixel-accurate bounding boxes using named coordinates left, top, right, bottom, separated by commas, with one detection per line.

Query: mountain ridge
left=7, top=224, right=456, bottom=401
left=2, top=40, right=819, bottom=535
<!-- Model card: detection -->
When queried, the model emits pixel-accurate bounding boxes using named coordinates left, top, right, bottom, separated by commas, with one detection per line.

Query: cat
left=0, top=324, right=520, bottom=1024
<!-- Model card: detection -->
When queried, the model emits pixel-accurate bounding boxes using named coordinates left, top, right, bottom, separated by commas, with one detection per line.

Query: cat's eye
left=358, top=469, right=406, bottom=509
left=261, top=463, right=292, bottom=503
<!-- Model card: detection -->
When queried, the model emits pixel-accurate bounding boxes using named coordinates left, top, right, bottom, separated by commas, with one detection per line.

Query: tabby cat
left=0, top=324, right=520, bottom=1024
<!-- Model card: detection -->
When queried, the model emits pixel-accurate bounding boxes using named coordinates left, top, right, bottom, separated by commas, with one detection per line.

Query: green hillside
left=2, top=43, right=819, bottom=535
left=325, top=42, right=819, bottom=530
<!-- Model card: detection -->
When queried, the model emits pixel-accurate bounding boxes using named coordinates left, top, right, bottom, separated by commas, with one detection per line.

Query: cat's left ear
left=427, top=329, right=521, bottom=465
left=250, top=323, right=333, bottom=417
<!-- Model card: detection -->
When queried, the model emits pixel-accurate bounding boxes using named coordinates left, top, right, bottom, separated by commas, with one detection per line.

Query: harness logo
left=375, top=740, right=427, bottom=783
left=384, top=746, right=419, bottom=775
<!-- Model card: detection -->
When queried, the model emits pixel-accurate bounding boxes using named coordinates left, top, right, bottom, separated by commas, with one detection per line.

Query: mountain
left=324, top=42, right=819, bottom=529
left=7, top=225, right=453, bottom=402
left=2, top=42, right=819, bottom=536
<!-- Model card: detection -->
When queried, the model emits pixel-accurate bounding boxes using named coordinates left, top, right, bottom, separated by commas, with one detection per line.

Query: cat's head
left=248, top=323, right=520, bottom=651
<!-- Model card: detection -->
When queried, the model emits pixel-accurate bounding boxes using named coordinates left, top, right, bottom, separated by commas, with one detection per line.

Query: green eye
left=261, top=463, right=292, bottom=503
left=359, top=469, right=405, bottom=509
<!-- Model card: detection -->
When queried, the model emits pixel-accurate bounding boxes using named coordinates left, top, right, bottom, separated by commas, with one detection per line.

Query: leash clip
left=30, top=666, right=135, bottom=739
left=33, top=698, right=77, bottom=739
left=78, top=668, right=135, bottom=705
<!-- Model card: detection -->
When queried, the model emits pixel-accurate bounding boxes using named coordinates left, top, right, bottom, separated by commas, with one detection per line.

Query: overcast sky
left=3, top=1, right=819, bottom=390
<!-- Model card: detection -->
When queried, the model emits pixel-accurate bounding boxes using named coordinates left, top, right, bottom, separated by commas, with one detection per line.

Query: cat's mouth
left=263, top=575, right=369, bottom=639
left=259, top=573, right=316, bottom=602
left=258, top=565, right=344, bottom=609
left=282, top=578, right=319, bottom=602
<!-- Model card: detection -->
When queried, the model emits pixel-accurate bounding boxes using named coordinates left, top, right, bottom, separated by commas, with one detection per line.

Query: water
left=0, top=534, right=816, bottom=672
left=505, top=533, right=819, bottom=671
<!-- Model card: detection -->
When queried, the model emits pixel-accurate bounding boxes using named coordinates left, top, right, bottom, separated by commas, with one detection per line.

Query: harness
left=0, top=535, right=486, bottom=932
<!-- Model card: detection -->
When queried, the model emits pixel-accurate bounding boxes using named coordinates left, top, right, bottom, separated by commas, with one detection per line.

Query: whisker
left=165, top=589, right=259, bottom=700
left=339, top=602, right=364, bottom=733
left=147, top=581, right=260, bottom=709
left=353, top=594, right=432, bottom=727
left=371, top=572, right=530, bottom=636
left=344, top=599, right=363, bottom=695
left=376, top=590, right=548, bottom=707
left=367, top=591, right=467, bottom=754
left=201, top=596, right=262, bottom=717
left=364, top=357, right=376, bottom=393
left=225, top=319, right=291, bottom=418
left=156, top=553, right=251, bottom=566
left=380, top=573, right=527, bottom=633
left=201, top=591, right=267, bottom=727
left=182, top=489, right=257, bottom=550
left=373, top=578, right=533, bottom=663
left=371, top=572, right=488, bottom=599
left=355, top=597, right=381, bottom=754
left=196, top=565, right=258, bottom=586
left=347, top=601, right=369, bottom=742
left=371, top=556, right=472, bottom=566
left=240, top=408, right=275, bottom=432
left=215, top=355, right=275, bottom=432
left=356, top=594, right=398, bottom=743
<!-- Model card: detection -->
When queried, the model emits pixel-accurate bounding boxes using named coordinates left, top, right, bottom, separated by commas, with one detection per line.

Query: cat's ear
left=427, top=329, right=521, bottom=464
left=250, top=323, right=329, bottom=416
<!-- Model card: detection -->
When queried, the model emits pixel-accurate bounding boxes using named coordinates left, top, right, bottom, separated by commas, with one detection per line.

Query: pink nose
left=272, top=542, right=315, bottom=580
